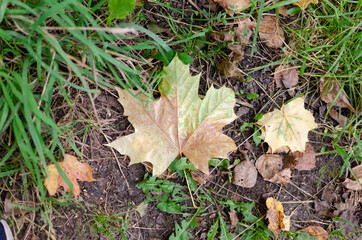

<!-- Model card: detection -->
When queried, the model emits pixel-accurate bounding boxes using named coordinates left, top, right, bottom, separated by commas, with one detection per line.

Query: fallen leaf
left=255, top=154, right=283, bottom=180
left=232, top=159, right=258, bottom=188
left=190, top=170, right=207, bottom=183
left=278, top=6, right=289, bottom=17
left=268, top=168, right=292, bottom=186
left=328, top=107, right=350, bottom=127
left=229, top=209, right=239, bottom=228
left=44, top=154, right=96, bottom=198
left=293, top=0, right=318, bottom=9
left=258, top=15, right=285, bottom=49
left=266, top=197, right=285, bottom=237
left=213, top=0, right=251, bottom=16
left=285, top=142, right=316, bottom=171
left=299, top=226, right=328, bottom=240
left=282, top=215, right=291, bottom=231
left=257, top=97, right=318, bottom=152
left=274, top=65, right=299, bottom=88
left=135, top=201, right=149, bottom=218
left=320, top=78, right=356, bottom=113
left=107, top=55, right=237, bottom=175
left=342, top=165, right=362, bottom=191
left=218, top=59, right=244, bottom=81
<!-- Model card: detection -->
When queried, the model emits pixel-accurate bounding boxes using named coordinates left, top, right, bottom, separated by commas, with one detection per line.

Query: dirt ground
left=3, top=0, right=361, bottom=239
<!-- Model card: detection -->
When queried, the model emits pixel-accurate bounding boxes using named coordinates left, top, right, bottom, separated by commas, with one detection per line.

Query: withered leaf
left=257, top=97, right=317, bottom=152
left=255, top=154, right=283, bottom=180
left=299, top=226, right=328, bottom=240
left=268, top=168, right=292, bottom=186
left=266, top=197, right=286, bottom=237
left=232, top=159, right=258, bottom=188
left=218, top=59, right=244, bottom=81
left=274, top=65, right=299, bottom=89
left=342, top=165, right=362, bottom=191
left=285, top=142, right=316, bottom=171
left=107, top=55, right=237, bottom=175
left=293, top=0, right=319, bottom=9
left=258, top=15, right=285, bottom=49
left=44, top=154, right=96, bottom=198
left=320, top=78, right=356, bottom=113
left=229, top=209, right=239, bottom=228
left=213, top=0, right=251, bottom=16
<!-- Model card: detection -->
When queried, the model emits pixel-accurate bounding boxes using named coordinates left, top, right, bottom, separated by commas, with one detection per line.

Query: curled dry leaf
left=266, top=197, right=287, bottom=237
left=274, top=65, right=299, bottom=89
left=342, top=165, right=362, bottom=191
left=299, top=226, right=328, bottom=240
left=44, top=154, right=96, bottom=198
left=268, top=168, right=292, bottom=186
left=328, top=106, right=350, bottom=127
left=257, top=97, right=317, bottom=152
left=320, top=78, right=356, bottom=113
left=218, top=60, right=244, bottom=81
left=293, top=0, right=319, bottom=9
left=229, top=209, right=239, bottom=228
left=285, top=142, right=316, bottom=171
left=255, top=154, right=282, bottom=180
left=232, top=159, right=258, bottom=188
left=212, top=0, right=251, bottom=16
left=107, top=56, right=237, bottom=175
left=258, top=15, right=285, bottom=49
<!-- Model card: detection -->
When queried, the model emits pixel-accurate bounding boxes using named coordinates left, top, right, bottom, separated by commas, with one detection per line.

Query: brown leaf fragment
left=229, top=209, right=239, bottom=228
left=44, top=154, right=96, bottom=198
left=342, top=165, right=362, bottom=191
left=232, top=159, right=257, bottom=188
left=299, top=226, right=328, bottom=240
left=285, top=142, right=316, bottom=171
left=293, top=0, right=319, bottom=9
left=266, top=197, right=285, bottom=237
left=255, top=154, right=283, bottom=180
left=268, top=168, right=292, bottom=186
left=213, top=0, right=251, bottom=16
left=218, top=59, right=244, bottom=81
left=258, top=15, right=285, bottom=49
left=274, top=65, right=299, bottom=89
left=278, top=6, right=289, bottom=17
left=328, top=106, right=350, bottom=127
left=320, top=78, right=356, bottom=113
left=190, top=170, right=207, bottom=183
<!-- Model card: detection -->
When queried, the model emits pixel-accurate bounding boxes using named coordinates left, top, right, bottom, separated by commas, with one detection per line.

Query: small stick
left=185, top=170, right=197, bottom=208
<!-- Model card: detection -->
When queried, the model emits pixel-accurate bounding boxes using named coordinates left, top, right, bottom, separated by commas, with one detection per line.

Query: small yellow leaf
left=257, top=97, right=317, bottom=152
left=293, top=0, right=318, bottom=9
left=266, top=197, right=285, bottom=236
left=44, top=154, right=96, bottom=198
left=299, top=226, right=329, bottom=240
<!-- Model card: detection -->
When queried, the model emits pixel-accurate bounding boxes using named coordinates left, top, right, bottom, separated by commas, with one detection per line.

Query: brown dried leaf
left=229, top=209, right=239, bottom=228
left=266, top=197, right=285, bottom=237
left=44, top=154, right=96, bottom=198
left=278, top=6, right=289, bottom=17
left=232, top=159, right=257, bottom=188
left=285, top=143, right=316, bottom=171
left=320, top=78, right=356, bottom=113
left=293, top=0, right=318, bottom=9
left=258, top=15, right=285, bottom=49
left=274, top=65, right=299, bottom=89
left=218, top=59, right=244, bottom=81
left=255, top=154, right=283, bottom=180
left=299, top=226, right=328, bottom=240
left=268, top=168, right=292, bottom=186
left=343, top=165, right=362, bottom=191
left=213, top=0, right=251, bottom=16
left=328, top=106, right=350, bottom=126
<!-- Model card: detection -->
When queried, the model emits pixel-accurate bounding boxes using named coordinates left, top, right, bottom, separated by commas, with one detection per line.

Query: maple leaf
left=44, top=154, right=96, bottom=198
left=257, top=97, right=317, bottom=152
left=107, top=55, right=237, bottom=176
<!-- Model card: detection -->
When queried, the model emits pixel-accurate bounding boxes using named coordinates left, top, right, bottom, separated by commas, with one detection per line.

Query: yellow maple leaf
left=44, top=154, right=96, bottom=198
left=257, top=97, right=317, bottom=152
left=107, top=55, right=237, bottom=176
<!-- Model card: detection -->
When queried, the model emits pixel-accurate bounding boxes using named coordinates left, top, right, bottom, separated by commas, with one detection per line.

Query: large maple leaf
left=107, top=56, right=237, bottom=175
left=256, top=97, right=317, bottom=153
